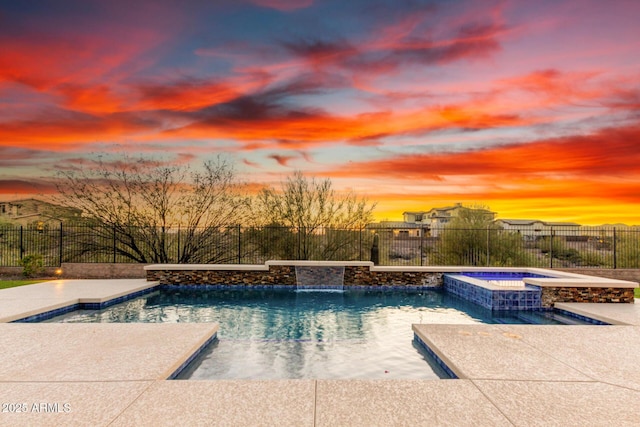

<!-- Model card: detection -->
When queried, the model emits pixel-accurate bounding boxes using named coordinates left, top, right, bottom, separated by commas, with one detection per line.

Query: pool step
left=518, top=311, right=592, bottom=325
left=493, top=310, right=594, bottom=325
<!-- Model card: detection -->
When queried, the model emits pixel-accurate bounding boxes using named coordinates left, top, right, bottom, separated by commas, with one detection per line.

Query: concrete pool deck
left=0, top=279, right=157, bottom=323
left=1, top=279, right=639, bottom=426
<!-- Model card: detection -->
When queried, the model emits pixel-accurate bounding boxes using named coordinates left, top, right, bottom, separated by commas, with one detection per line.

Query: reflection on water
left=46, top=287, right=539, bottom=380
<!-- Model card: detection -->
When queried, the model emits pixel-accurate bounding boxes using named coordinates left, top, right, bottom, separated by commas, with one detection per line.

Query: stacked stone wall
left=344, top=267, right=443, bottom=287
left=146, top=265, right=296, bottom=286
left=541, top=287, right=635, bottom=307
left=146, top=265, right=444, bottom=288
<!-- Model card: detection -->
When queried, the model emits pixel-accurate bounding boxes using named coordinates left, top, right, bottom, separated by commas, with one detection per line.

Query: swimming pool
left=44, top=286, right=592, bottom=380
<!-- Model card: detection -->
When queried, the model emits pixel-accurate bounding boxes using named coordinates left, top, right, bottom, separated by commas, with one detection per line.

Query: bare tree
left=56, top=155, right=249, bottom=263
left=254, top=171, right=376, bottom=260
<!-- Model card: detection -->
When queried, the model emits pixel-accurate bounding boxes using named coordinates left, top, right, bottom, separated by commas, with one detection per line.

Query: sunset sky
left=1, top=0, right=639, bottom=225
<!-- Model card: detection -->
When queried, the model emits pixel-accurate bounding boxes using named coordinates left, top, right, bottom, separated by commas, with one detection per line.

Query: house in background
left=368, top=203, right=497, bottom=238
left=403, top=203, right=496, bottom=237
left=0, top=199, right=81, bottom=228
left=366, top=220, right=424, bottom=238
left=494, top=219, right=581, bottom=240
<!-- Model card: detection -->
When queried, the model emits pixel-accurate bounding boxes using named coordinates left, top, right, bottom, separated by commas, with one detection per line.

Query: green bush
left=536, top=237, right=579, bottom=263
left=578, top=251, right=611, bottom=268
left=19, top=254, right=45, bottom=278
left=434, top=206, right=530, bottom=266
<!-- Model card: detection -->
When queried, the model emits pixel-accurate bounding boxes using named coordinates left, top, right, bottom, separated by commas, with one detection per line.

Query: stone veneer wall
left=146, top=265, right=444, bottom=288
left=541, top=287, right=635, bottom=307
left=344, top=266, right=443, bottom=287
left=146, top=265, right=297, bottom=286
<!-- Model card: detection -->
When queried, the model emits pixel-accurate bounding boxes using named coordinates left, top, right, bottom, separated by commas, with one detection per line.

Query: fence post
left=176, top=226, right=179, bottom=263
left=59, top=222, right=63, bottom=266
left=549, top=227, right=554, bottom=268
left=613, top=227, right=617, bottom=269
left=486, top=227, right=490, bottom=266
left=19, top=225, right=24, bottom=260
left=420, top=228, right=424, bottom=266
left=237, top=224, right=241, bottom=264
left=112, top=224, right=117, bottom=264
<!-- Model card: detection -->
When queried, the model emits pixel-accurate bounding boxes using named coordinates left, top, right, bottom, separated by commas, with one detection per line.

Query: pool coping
left=0, top=280, right=159, bottom=323
left=555, top=300, right=640, bottom=325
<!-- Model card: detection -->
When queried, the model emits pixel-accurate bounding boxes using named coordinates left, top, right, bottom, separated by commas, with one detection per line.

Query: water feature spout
left=295, top=265, right=345, bottom=291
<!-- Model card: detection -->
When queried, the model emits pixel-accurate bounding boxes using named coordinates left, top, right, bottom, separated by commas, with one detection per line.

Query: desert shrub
left=19, top=254, right=45, bottom=277
left=577, top=251, right=612, bottom=267
left=434, top=206, right=529, bottom=266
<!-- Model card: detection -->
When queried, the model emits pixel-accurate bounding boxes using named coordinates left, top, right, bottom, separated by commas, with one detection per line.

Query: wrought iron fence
left=0, top=224, right=638, bottom=268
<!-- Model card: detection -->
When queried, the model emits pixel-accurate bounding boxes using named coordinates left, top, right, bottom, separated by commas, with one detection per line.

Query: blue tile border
left=162, top=284, right=441, bottom=291
left=346, top=285, right=442, bottom=290
left=13, top=303, right=82, bottom=323
left=81, top=286, right=160, bottom=310
left=296, top=285, right=344, bottom=290
left=444, top=274, right=541, bottom=311
left=413, top=333, right=457, bottom=379
left=163, top=284, right=295, bottom=290
left=12, top=286, right=160, bottom=323
left=168, top=332, right=218, bottom=380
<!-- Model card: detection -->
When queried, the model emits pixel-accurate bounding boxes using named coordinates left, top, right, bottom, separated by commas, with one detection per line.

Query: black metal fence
left=0, top=224, right=638, bottom=268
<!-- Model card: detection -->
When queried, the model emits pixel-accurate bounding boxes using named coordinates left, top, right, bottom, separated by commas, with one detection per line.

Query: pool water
left=45, top=287, right=589, bottom=380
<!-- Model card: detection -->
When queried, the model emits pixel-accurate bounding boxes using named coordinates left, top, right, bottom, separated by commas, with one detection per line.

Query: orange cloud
left=324, top=124, right=640, bottom=181
left=133, top=74, right=273, bottom=112
left=0, top=179, right=58, bottom=195
left=318, top=123, right=640, bottom=222
left=164, top=98, right=534, bottom=150
left=0, top=28, right=163, bottom=92
left=0, top=112, right=157, bottom=149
